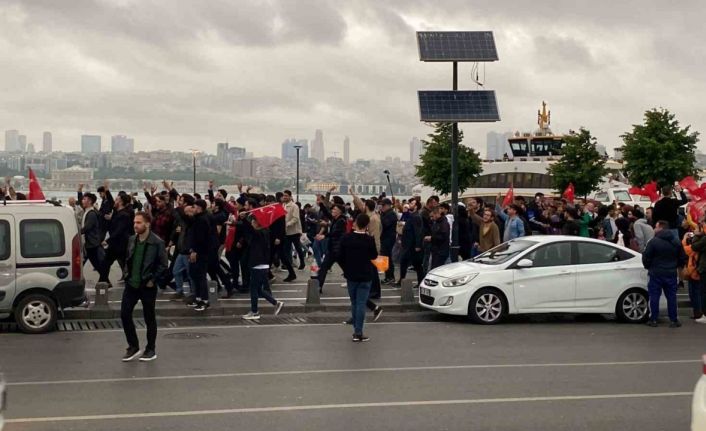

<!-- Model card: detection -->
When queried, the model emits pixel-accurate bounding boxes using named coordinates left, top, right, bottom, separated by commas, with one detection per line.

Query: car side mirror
left=516, top=259, right=534, bottom=268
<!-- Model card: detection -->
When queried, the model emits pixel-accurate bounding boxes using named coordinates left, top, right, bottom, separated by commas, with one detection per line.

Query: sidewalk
left=71, top=261, right=421, bottom=319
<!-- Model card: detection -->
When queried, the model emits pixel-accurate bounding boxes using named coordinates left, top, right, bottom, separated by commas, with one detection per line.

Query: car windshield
left=472, top=240, right=536, bottom=265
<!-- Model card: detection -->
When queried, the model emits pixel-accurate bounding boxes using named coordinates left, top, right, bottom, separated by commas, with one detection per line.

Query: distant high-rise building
left=27, top=143, right=35, bottom=154
left=215, top=142, right=246, bottom=170
left=409, top=137, right=424, bottom=163
left=81, top=135, right=102, bottom=154
left=18, top=135, right=27, bottom=152
left=111, top=135, right=134, bottom=153
left=42, top=132, right=52, bottom=153
left=311, top=129, right=325, bottom=161
left=343, top=136, right=350, bottom=164
left=486, top=131, right=513, bottom=160
left=5, top=130, right=19, bottom=152
left=281, top=139, right=309, bottom=160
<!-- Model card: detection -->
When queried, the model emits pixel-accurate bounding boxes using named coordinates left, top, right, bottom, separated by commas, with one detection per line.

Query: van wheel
left=15, top=294, right=57, bottom=334
left=468, top=288, right=507, bottom=325
left=616, top=289, right=650, bottom=323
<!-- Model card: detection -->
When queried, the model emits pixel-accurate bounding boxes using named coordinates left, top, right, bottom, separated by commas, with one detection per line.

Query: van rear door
left=0, top=215, right=16, bottom=312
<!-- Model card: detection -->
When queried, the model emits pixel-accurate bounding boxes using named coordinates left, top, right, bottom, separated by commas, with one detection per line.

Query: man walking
left=121, top=212, right=168, bottom=362
left=379, top=198, right=398, bottom=284
left=642, top=220, right=686, bottom=327
left=81, top=193, right=104, bottom=274
left=282, top=190, right=302, bottom=281
left=397, top=198, right=424, bottom=285
left=339, top=214, right=378, bottom=342
left=242, top=215, right=284, bottom=320
left=187, top=200, right=211, bottom=311
left=427, top=207, right=450, bottom=269
left=102, top=193, right=134, bottom=284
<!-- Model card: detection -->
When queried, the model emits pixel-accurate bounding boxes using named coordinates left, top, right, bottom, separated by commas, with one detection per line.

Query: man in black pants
left=102, top=193, right=134, bottom=284
left=379, top=198, right=398, bottom=284
left=398, top=198, right=424, bottom=285
left=121, top=212, right=168, bottom=362
left=187, top=200, right=212, bottom=311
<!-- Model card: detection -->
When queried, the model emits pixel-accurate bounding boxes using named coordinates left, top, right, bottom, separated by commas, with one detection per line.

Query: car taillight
left=71, top=234, right=82, bottom=280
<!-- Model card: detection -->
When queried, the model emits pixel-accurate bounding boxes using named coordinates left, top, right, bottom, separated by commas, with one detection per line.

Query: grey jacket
left=124, top=231, right=168, bottom=289
left=81, top=208, right=102, bottom=250
left=633, top=219, right=654, bottom=253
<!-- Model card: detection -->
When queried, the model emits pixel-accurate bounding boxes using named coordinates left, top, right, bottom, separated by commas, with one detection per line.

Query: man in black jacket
left=317, top=204, right=347, bottom=293
left=642, top=220, right=687, bottom=327
left=419, top=196, right=439, bottom=273
left=101, top=193, right=134, bottom=284
left=427, top=207, right=450, bottom=269
left=96, top=183, right=114, bottom=241
left=652, top=185, right=688, bottom=239
left=241, top=215, right=284, bottom=320
left=186, top=200, right=211, bottom=311
left=81, top=193, right=104, bottom=275
left=120, top=212, right=168, bottom=362
left=398, top=198, right=424, bottom=285
left=379, top=198, right=398, bottom=284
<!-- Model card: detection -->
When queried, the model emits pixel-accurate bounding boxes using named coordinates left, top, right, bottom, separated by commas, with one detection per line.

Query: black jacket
left=327, top=216, right=347, bottom=255
left=124, top=231, right=168, bottom=289
left=248, top=227, right=271, bottom=268
left=380, top=208, right=398, bottom=248
left=107, top=207, right=134, bottom=254
left=642, top=229, right=687, bottom=276
left=653, top=192, right=688, bottom=229
left=401, top=211, right=423, bottom=251
left=81, top=209, right=102, bottom=249
left=338, top=232, right=378, bottom=282
left=431, top=216, right=450, bottom=254
left=186, top=212, right=211, bottom=256
left=98, top=190, right=114, bottom=237
left=457, top=216, right=474, bottom=251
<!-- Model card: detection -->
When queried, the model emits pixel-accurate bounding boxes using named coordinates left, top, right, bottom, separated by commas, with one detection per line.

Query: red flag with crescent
left=628, top=181, right=659, bottom=203
left=28, top=168, right=45, bottom=200
left=502, top=184, right=514, bottom=207
left=250, top=204, right=287, bottom=229
left=562, top=183, right=575, bottom=203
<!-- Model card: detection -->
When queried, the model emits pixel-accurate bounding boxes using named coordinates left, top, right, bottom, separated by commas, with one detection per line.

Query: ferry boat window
left=613, top=190, right=631, bottom=203
left=524, top=173, right=533, bottom=187
left=497, top=173, right=507, bottom=187
left=594, top=192, right=609, bottom=202
left=531, top=173, right=543, bottom=188
left=509, top=139, right=529, bottom=157
left=488, top=173, right=498, bottom=188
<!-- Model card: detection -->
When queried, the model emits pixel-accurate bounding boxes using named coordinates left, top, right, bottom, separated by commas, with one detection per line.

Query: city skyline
left=0, top=1, right=704, bottom=158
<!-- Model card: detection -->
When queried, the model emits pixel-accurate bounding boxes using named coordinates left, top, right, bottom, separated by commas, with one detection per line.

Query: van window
left=20, top=220, right=65, bottom=258
left=0, top=220, right=9, bottom=260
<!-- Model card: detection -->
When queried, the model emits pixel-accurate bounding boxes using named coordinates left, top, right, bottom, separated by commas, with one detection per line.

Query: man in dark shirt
left=339, top=213, right=378, bottom=342
left=120, top=212, right=168, bottom=362
left=102, top=193, right=134, bottom=284
left=652, top=185, right=688, bottom=239
left=379, top=198, right=398, bottom=284
left=427, top=207, right=450, bottom=269
left=241, top=215, right=284, bottom=320
left=398, top=198, right=425, bottom=285
left=186, top=200, right=211, bottom=311
left=317, top=204, right=347, bottom=293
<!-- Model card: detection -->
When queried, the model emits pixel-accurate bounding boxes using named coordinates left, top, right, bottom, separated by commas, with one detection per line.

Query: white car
left=420, top=236, right=650, bottom=324
left=693, top=356, right=706, bottom=431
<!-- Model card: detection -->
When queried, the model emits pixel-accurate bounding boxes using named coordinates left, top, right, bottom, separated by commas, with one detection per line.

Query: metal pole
left=192, top=152, right=196, bottom=194
left=295, top=147, right=301, bottom=203
left=451, top=61, right=460, bottom=262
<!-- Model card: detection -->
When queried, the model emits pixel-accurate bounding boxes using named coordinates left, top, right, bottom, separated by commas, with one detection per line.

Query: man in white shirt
left=282, top=190, right=302, bottom=282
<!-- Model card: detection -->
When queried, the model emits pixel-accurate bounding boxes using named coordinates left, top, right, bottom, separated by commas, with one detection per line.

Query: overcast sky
left=1, top=0, right=704, bottom=159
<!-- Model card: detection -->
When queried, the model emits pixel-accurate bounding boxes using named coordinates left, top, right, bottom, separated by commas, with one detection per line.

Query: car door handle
left=558, top=272, right=573, bottom=276
left=615, top=267, right=628, bottom=271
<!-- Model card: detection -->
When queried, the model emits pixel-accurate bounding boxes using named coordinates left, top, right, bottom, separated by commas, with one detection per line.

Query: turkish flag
left=28, top=168, right=45, bottom=200
left=679, top=176, right=706, bottom=202
left=628, top=181, right=659, bottom=202
left=563, top=183, right=575, bottom=203
left=502, top=184, right=514, bottom=207
left=250, top=204, right=287, bottom=229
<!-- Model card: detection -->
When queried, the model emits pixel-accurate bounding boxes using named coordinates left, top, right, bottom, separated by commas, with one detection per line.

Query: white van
left=0, top=201, right=85, bottom=333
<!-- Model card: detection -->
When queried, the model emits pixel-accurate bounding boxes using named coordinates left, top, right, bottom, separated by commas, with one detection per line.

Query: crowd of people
left=7, top=178, right=693, bottom=358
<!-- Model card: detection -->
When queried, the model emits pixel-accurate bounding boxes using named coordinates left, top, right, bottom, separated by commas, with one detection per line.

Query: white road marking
left=5, top=392, right=692, bottom=423
left=107, top=296, right=407, bottom=303
left=7, top=359, right=698, bottom=386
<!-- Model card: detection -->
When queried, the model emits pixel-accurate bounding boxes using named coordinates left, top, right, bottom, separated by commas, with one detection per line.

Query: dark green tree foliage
left=621, top=108, right=699, bottom=187
left=548, top=128, right=607, bottom=197
left=415, top=123, right=482, bottom=195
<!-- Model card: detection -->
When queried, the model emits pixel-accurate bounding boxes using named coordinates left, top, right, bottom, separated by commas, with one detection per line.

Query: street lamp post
left=294, top=145, right=302, bottom=203
left=189, top=149, right=199, bottom=194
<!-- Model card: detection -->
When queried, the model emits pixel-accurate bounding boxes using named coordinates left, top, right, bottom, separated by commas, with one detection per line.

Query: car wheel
left=616, top=289, right=649, bottom=323
left=469, top=288, right=506, bottom=325
left=14, top=294, right=58, bottom=334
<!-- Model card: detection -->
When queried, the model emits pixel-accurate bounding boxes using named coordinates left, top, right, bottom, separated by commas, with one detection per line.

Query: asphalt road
left=1, top=317, right=702, bottom=430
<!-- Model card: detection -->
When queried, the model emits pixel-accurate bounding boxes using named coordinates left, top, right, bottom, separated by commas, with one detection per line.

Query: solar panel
left=418, top=90, right=500, bottom=122
left=417, top=31, right=498, bottom=62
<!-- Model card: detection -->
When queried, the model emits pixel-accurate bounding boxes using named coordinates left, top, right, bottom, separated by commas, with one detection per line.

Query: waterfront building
left=43, top=132, right=52, bottom=153
left=281, top=139, right=308, bottom=160
left=81, top=135, right=101, bottom=154
left=4, top=130, right=19, bottom=152
left=311, top=129, right=325, bottom=162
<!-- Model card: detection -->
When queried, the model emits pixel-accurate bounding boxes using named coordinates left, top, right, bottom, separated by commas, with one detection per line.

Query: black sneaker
left=122, top=346, right=141, bottom=362
left=669, top=320, right=682, bottom=328
left=373, top=307, right=383, bottom=322
left=195, top=302, right=210, bottom=312
left=647, top=320, right=658, bottom=327
left=352, top=334, right=370, bottom=342
left=343, top=318, right=353, bottom=325
left=139, top=349, right=157, bottom=362
left=283, top=275, right=296, bottom=282
left=172, top=292, right=185, bottom=300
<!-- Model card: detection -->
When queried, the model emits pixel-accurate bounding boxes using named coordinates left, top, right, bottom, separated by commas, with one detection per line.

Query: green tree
left=621, top=108, right=699, bottom=187
left=415, top=123, right=482, bottom=195
left=548, top=128, right=607, bottom=197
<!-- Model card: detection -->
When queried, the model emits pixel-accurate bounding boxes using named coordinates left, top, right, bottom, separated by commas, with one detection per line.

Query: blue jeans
left=347, top=280, right=372, bottom=336
left=688, top=279, right=704, bottom=317
left=648, top=273, right=678, bottom=322
left=250, top=268, right=277, bottom=313
left=173, top=254, right=191, bottom=294
left=313, top=238, right=328, bottom=267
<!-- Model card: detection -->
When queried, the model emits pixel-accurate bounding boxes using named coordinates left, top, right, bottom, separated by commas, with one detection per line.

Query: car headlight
left=442, top=273, right=478, bottom=287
